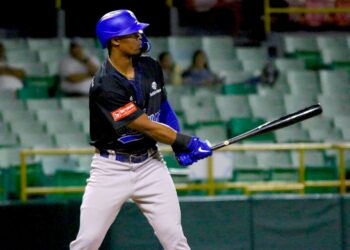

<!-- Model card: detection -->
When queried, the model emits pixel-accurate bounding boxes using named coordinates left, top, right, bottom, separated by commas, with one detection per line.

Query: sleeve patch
left=111, top=102, right=138, bottom=121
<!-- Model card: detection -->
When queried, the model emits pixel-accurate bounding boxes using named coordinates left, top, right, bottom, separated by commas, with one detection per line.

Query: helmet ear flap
left=140, top=33, right=151, bottom=53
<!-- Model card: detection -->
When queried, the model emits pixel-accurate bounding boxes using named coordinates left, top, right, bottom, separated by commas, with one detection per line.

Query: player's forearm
left=127, top=114, right=176, bottom=145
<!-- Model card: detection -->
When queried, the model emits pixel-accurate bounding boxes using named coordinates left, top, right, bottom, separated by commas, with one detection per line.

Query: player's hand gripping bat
left=211, top=104, right=323, bottom=151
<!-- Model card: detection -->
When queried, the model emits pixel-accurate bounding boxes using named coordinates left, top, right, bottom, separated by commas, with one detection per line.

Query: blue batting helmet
left=96, top=9, right=149, bottom=49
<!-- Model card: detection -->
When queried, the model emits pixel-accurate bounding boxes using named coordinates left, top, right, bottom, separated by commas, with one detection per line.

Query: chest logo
left=151, top=81, right=157, bottom=90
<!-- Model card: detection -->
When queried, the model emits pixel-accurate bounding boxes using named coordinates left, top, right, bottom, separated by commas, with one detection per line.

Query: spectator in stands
left=59, top=38, right=100, bottom=96
left=182, top=49, right=223, bottom=87
left=158, top=51, right=182, bottom=85
left=0, top=42, right=25, bottom=94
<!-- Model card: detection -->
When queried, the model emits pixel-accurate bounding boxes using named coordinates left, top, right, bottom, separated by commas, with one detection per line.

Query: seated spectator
left=0, top=42, right=25, bottom=94
left=59, top=38, right=100, bottom=96
left=182, top=49, right=223, bottom=87
left=158, top=51, right=182, bottom=85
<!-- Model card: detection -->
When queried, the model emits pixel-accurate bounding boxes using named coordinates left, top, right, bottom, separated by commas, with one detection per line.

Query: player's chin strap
left=140, top=31, right=151, bottom=54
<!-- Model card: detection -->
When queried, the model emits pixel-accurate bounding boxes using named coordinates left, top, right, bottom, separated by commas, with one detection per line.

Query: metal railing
left=19, top=143, right=350, bottom=202
left=264, top=0, right=350, bottom=33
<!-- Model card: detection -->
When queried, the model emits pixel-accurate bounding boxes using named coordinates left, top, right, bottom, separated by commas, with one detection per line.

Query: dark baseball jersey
left=89, top=56, right=166, bottom=154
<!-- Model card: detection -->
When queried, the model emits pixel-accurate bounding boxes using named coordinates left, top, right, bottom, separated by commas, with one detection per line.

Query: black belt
left=96, top=146, right=158, bottom=164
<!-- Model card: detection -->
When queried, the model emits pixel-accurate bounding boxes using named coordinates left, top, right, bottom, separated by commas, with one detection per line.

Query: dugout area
left=0, top=194, right=349, bottom=250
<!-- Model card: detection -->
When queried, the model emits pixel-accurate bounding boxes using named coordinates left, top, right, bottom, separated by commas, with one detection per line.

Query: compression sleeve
left=159, top=100, right=180, bottom=132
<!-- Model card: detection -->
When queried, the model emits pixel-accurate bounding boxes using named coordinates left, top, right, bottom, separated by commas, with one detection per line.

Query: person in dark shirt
left=70, top=9, right=212, bottom=250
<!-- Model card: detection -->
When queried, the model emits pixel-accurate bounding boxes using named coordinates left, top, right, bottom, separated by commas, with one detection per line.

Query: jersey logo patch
left=111, top=102, right=137, bottom=121
left=151, top=81, right=157, bottom=90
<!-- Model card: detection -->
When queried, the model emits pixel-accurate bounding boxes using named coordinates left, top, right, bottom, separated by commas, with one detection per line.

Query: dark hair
left=158, top=51, right=170, bottom=62
left=191, top=49, right=209, bottom=69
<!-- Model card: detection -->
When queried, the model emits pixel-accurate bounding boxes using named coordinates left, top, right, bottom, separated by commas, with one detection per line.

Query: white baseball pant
left=70, top=152, right=190, bottom=250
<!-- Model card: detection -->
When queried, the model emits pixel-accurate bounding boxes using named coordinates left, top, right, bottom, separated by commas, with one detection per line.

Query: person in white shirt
left=0, top=42, right=25, bottom=94
left=59, top=38, right=100, bottom=96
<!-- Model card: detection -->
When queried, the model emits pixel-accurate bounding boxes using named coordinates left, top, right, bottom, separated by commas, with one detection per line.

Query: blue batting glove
left=187, top=137, right=212, bottom=161
left=175, top=152, right=197, bottom=167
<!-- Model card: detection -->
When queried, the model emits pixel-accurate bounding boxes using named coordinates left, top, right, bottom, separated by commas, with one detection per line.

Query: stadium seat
left=286, top=70, right=321, bottom=96
left=10, top=120, right=45, bottom=134
left=11, top=62, right=48, bottom=77
left=274, top=58, right=305, bottom=72
left=215, top=94, right=251, bottom=121
left=36, top=110, right=72, bottom=123
left=36, top=155, right=76, bottom=176
left=27, top=38, right=63, bottom=50
left=201, top=36, right=235, bottom=60
left=26, top=99, right=60, bottom=111
left=147, top=37, right=169, bottom=59
left=301, top=116, right=333, bottom=130
left=0, top=133, right=18, bottom=147
left=316, top=35, right=348, bottom=50
left=17, top=86, right=51, bottom=100
left=236, top=47, right=269, bottom=61
left=70, top=108, right=90, bottom=123
left=0, top=147, right=20, bottom=168
left=255, top=151, right=294, bottom=169
left=168, top=37, right=202, bottom=64
left=194, top=124, right=227, bottom=144
left=274, top=125, right=310, bottom=143
left=0, top=100, right=26, bottom=111
left=284, top=94, right=318, bottom=114
left=69, top=155, right=92, bottom=171
left=18, top=133, right=55, bottom=148
left=210, top=59, right=242, bottom=74
left=248, top=94, right=285, bottom=119
left=38, top=48, right=66, bottom=63
left=317, top=95, right=350, bottom=117
left=1, top=38, right=28, bottom=50
left=321, top=48, right=350, bottom=65
left=0, top=110, right=36, bottom=122
left=6, top=50, right=39, bottom=64
left=60, top=97, right=89, bottom=112
left=333, top=115, right=350, bottom=130
left=319, top=69, right=350, bottom=95
left=45, top=120, right=82, bottom=134
left=180, top=96, right=220, bottom=126
left=308, top=128, right=343, bottom=142
left=284, top=35, right=318, bottom=54
left=241, top=59, right=268, bottom=74
left=54, top=132, right=90, bottom=148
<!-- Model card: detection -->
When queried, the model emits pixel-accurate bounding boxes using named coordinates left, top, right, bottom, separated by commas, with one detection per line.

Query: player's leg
left=70, top=155, right=133, bottom=250
left=132, top=154, right=190, bottom=250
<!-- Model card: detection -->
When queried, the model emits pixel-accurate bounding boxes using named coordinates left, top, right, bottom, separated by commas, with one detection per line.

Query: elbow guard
left=159, top=100, right=180, bottom=132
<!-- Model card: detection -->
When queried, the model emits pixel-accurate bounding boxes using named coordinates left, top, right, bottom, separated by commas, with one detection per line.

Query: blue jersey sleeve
left=159, top=100, right=180, bottom=132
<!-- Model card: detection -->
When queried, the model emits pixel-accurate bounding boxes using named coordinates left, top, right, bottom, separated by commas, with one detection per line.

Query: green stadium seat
left=236, top=47, right=269, bottom=60
left=0, top=133, right=19, bottom=147
left=24, top=76, right=57, bottom=89
left=147, top=37, right=169, bottom=59
left=283, top=94, right=318, bottom=114
left=301, top=115, right=333, bottom=131
left=341, top=128, right=350, bottom=141
left=333, top=115, right=350, bottom=131
left=255, top=151, right=294, bottom=169
left=36, top=109, right=72, bottom=123
left=54, top=132, right=89, bottom=148
left=27, top=38, right=63, bottom=50
left=321, top=48, right=350, bottom=65
left=17, top=86, right=50, bottom=100
left=0, top=121, right=10, bottom=133
left=36, top=155, right=76, bottom=176
left=60, top=97, right=89, bottom=111
left=80, top=120, right=90, bottom=134
left=38, top=48, right=66, bottom=63
left=6, top=50, right=39, bottom=64
left=241, top=59, right=268, bottom=74
left=26, top=99, right=60, bottom=111
left=10, top=120, right=45, bottom=134
left=317, top=95, right=350, bottom=117
left=70, top=108, right=90, bottom=123
left=248, top=94, right=285, bottom=119
left=308, top=128, right=343, bottom=142
left=210, top=59, right=242, bottom=74
left=215, top=94, right=251, bottom=121
left=0, top=110, right=36, bottom=122
left=0, top=100, right=26, bottom=111
left=1, top=38, right=28, bottom=50
left=286, top=70, right=321, bottom=95
left=274, top=58, right=305, bottom=72
left=0, top=147, right=20, bottom=168
left=316, top=35, right=348, bottom=50
left=45, top=120, right=82, bottom=134
left=291, top=150, right=327, bottom=167
left=69, top=155, right=92, bottom=171
left=201, top=36, right=235, bottom=60
left=284, top=35, right=318, bottom=54
left=180, top=96, right=220, bottom=127
left=274, top=125, right=310, bottom=143
left=18, top=133, right=55, bottom=148
left=222, top=82, right=257, bottom=95
left=168, top=37, right=202, bottom=63
left=194, top=124, right=227, bottom=144
left=319, top=69, right=350, bottom=95
left=11, top=62, right=48, bottom=77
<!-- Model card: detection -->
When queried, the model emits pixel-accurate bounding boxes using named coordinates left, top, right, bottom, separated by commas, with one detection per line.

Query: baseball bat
left=211, top=103, right=322, bottom=151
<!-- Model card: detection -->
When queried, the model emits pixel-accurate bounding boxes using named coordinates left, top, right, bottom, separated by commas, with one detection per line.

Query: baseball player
left=70, top=10, right=212, bottom=250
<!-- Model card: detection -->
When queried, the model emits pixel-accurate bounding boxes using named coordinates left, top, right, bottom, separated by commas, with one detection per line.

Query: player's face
left=117, top=32, right=142, bottom=55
